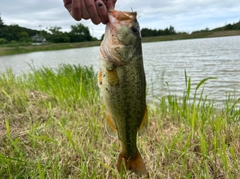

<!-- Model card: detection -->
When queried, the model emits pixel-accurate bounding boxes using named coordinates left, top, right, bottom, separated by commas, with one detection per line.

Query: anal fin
left=105, top=112, right=117, bottom=137
left=138, top=105, right=148, bottom=136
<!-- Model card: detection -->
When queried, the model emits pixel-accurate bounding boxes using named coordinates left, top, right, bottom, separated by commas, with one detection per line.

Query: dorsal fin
left=109, top=9, right=137, bottom=21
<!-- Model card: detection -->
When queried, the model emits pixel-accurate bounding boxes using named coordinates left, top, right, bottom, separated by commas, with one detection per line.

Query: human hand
left=63, top=0, right=117, bottom=25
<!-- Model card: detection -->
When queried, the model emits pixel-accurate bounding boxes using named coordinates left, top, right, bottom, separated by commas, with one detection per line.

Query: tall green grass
left=150, top=71, right=240, bottom=178
left=24, top=64, right=99, bottom=108
left=0, top=65, right=239, bottom=178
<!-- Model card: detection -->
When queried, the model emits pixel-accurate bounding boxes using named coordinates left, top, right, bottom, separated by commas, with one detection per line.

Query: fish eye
left=131, top=26, right=138, bottom=33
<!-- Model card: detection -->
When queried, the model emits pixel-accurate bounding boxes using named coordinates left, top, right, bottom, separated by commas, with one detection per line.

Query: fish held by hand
left=98, top=9, right=148, bottom=175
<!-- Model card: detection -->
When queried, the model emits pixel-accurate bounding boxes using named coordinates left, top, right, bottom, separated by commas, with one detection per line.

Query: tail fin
left=117, top=151, right=147, bottom=175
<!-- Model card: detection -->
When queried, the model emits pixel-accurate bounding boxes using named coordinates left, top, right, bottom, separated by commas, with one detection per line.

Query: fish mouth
left=100, top=10, right=139, bottom=66
left=105, top=9, right=138, bottom=45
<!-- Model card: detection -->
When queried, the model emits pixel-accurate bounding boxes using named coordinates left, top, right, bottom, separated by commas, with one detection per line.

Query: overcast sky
left=1, top=0, right=239, bottom=39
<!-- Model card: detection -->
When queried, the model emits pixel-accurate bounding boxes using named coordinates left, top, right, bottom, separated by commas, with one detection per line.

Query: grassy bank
left=0, top=65, right=239, bottom=178
left=1, top=30, right=240, bottom=56
left=141, top=30, right=240, bottom=43
left=0, top=41, right=101, bottom=56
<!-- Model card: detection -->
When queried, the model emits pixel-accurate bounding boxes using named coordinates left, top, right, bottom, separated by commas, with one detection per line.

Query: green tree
left=0, top=13, right=4, bottom=27
left=0, top=38, right=8, bottom=44
left=18, top=31, right=30, bottom=42
left=169, top=25, right=176, bottom=35
left=141, top=26, right=176, bottom=37
left=157, top=29, right=164, bottom=36
left=1, top=24, right=20, bottom=41
left=141, top=28, right=154, bottom=37
left=48, top=26, right=62, bottom=35
left=47, top=26, right=70, bottom=43
left=69, top=23, right=91, bottom=42
left=224, top=24, right=233, bottom=30
left=54, top=32, right=70, bottom=43
left=0, top=14, right=4, bottom=40
left=101, top=34, right=105, bottom=41
left=164, top=27, right=170, bottom=35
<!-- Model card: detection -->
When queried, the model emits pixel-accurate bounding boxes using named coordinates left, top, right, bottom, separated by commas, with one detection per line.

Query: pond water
left=1, top=36, right=240, bottom=107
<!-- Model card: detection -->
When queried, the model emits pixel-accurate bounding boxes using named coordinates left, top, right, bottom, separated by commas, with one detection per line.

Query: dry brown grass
left=1, top=66, right=240, bottom=178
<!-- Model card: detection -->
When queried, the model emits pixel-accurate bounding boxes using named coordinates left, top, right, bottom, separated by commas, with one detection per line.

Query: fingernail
left=98, top=3, right=103, bottom=7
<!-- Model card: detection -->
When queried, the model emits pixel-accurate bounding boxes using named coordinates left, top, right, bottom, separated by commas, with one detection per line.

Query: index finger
left=95, top=0, right=108, bottom=24
left=71, top=0, right=82, bottom=21
left=84, top=0, right=101, bottom=24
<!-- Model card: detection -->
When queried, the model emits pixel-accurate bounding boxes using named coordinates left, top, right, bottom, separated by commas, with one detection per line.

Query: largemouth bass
left=98, top=9, right=148, bottom=175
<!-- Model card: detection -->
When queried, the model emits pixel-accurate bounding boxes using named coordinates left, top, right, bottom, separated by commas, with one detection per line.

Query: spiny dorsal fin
left=109, top=10, right=136, bottom=21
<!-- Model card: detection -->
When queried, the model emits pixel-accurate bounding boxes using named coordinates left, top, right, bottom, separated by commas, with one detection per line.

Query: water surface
left=1, top=36, right=240, bottom=106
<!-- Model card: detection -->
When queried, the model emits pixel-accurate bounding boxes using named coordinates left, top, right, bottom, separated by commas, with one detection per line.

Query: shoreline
left=1, top=64, right=239, bottom=178
left=0, top=30, right=240, bottom=56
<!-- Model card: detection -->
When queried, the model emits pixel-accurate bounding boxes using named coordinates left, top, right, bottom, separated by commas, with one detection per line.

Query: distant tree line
left=1, top=13, right=240, bottom=44
left=141, top=25, right=176, bottom=37
left=46, top=24, right=93, bottom=43
left=0, top=14, right=94, bottom=44
left=217, top=21, right=240, bottom=31
left=100, top=25, right=178, bottom=40
left=192, top=20, right=240, bottom=33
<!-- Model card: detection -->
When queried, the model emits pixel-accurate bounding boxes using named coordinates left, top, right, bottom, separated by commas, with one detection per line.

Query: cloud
left=1, top=0, right=239, bottom=38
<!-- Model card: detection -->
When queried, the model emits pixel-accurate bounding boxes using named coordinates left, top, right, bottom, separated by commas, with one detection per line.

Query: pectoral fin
left=106, top=68, right=119, bottom=86
left=98, top=70, right=103, bottom=86
left=105, top=112, right=117, bottom=137
left=138, top=105, right=148, bottom=136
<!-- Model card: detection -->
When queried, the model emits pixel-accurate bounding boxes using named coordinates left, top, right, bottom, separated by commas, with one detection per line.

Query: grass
left=0, top=41, right=101, bottom=56
left=141, top=30, right=240, bottom=43
left=0, top=65, right=240, bottom=178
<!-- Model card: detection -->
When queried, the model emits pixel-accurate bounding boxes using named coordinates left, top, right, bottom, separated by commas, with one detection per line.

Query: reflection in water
left=0, top=36, right=240, bottom=106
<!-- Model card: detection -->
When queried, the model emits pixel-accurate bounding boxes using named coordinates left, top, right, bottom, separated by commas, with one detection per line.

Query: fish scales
left=101, top=56, right=146, bottom=153
left=98, top=9, right=148, bottom=175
